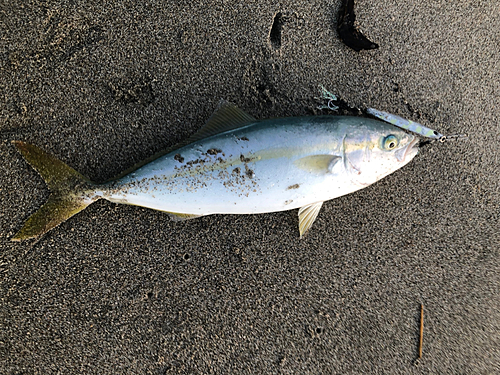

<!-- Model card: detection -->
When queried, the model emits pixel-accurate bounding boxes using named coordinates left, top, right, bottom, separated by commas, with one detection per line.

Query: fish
left=11, top=101, right=419, bottom=241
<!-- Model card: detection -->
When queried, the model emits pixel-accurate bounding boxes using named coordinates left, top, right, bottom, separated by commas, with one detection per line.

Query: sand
left=1, top=1, right=499, bottom=373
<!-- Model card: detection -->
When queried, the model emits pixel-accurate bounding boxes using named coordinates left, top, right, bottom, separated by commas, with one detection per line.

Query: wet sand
left=1, top=1, right=499, bottom=373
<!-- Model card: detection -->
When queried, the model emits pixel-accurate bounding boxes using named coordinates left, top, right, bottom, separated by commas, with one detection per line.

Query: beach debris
left=337, top=0, right=379, bottom=52
left=414, top=303, right=424, bottom=366
left=419, top=303, right=424, bottom=359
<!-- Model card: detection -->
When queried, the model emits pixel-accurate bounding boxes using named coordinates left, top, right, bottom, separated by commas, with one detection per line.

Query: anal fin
left=164, top=211, right=204, bottom=222
left=298, top=201, right=324, bottom=238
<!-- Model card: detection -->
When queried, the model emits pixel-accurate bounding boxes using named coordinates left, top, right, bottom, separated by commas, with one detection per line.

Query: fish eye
left=382, top=135, right=398, bottom=150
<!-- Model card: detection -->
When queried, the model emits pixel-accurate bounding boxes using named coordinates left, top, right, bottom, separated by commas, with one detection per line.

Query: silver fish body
left=100, top=113, right=418, bottom=223
left=12, top=102, right=419, bottom=240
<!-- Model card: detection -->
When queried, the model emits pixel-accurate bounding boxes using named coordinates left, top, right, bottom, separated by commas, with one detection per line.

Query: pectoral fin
left=294, top=155, right=342, bottom=174
left=298, top=201, right=324, bottom=238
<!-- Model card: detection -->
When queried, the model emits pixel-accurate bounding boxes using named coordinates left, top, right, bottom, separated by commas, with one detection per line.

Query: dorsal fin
left=108, top=101, right=257, bottom=181
left=188, top=100, right=257, bottom=142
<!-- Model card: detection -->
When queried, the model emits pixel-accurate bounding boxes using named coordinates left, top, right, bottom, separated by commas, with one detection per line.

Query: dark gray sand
left=1, top=1, right=499, bottom=373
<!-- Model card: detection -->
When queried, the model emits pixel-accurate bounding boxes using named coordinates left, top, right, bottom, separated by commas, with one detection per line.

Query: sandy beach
left=1, top=1, right=499, bottom=373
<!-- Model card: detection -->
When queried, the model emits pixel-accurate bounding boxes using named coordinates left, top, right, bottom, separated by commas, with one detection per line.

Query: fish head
left=343, top=123, right=419, bottom=186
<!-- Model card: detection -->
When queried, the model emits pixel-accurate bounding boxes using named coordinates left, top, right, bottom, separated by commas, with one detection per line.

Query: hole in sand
left=269, top=12, right=283, bottom=50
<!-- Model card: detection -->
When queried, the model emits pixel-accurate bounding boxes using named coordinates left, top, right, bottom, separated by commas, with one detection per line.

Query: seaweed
left=337, top=0, right=379, bottom=52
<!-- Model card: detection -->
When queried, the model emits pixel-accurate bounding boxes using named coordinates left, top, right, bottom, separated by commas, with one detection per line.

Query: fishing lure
left=315, top=85, right=339, bottom=111
left=366, top=108, right=467, bottom=143
left=316, top=86, right=466, bottom=142
left=366, top=108, right=444, bottom=140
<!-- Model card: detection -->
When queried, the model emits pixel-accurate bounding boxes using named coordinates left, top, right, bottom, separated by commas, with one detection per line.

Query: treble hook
left=315, top=85, right=339, bottom=111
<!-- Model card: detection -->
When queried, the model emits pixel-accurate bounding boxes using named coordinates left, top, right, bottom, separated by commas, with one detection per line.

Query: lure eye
left=382, top=135, right=398, bottom=150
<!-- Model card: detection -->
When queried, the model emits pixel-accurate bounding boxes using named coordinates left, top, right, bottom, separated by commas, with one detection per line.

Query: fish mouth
left=396, top=137, right=419, bottom=163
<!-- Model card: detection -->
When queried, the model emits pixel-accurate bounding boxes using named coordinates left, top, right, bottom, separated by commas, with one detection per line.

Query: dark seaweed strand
left=337, top=0, right=379, bottom=52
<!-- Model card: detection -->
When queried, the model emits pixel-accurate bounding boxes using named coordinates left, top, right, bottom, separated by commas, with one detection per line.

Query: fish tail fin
left=11, top=141, right=95, bottom=241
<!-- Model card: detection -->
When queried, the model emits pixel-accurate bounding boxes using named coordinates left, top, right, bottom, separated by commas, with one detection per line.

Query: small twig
left=419, top=303, right=424, bottom=359
left=413, top=303, right=424, bottom=366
